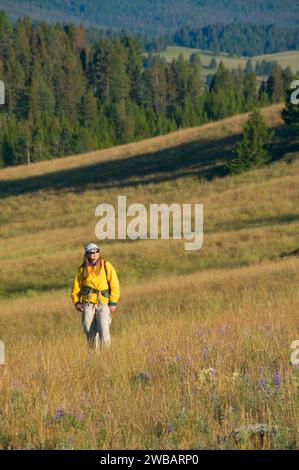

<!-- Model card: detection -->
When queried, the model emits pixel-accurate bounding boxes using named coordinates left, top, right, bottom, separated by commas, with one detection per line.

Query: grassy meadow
left=152, top=46, right=299, bottom=76
left=0, top=103, right=298, bottom=449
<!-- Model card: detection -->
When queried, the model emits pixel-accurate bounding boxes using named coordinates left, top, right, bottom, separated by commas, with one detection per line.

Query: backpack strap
left=104, top=259, right=108, bottom=282
left=102, top=259, right=110, bottom=295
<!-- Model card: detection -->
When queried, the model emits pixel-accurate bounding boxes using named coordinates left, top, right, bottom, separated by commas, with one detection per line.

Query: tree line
left=172, top=24, right=299, bottom=57
left=0, top=13, right=292, bottom=167
left=3, top=0, right=299, bottom=36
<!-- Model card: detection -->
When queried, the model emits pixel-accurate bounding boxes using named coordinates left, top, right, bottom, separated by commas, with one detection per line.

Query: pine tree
left=266, top=64, right=285, bottom=103
left=187, top=59, right=205, bottom=124
left=81, top=89, right=99, bottom=129
left=245, top=59, right=254, bottom=74
left=258, top=80, right=270, bottom=107
left=2, top=117, right=32, bottom=165
left=243, top=70, right=258, bottom=111
left=0, top=10, right=12, bottom=65
left=209, top=58, right=217, bottom=69
left=189, top=52, right=201, bottom=68
left=228, top=109, right=273, bottom=174
left=89, top=37, right=113, bottom=103
left=121, top=36, right=144, bottom=104
left=208, top=62, right=239, bottom=119
left=67, top=23, right=90, bottom=71
left=173, top=54, right=191, bottom=114
left=165, top=61, right=178, bottom=120
left=109, top=42, right=130, bottom=103
left=14, top=18, right=31, bottom=80
left=143, top=56, right=167, bottom=115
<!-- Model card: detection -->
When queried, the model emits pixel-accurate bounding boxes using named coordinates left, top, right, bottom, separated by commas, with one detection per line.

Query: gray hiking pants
left=81, top=302, right=112, bottom=350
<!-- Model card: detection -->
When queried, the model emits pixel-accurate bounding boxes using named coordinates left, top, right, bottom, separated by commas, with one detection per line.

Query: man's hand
left=109, top=305, right=116, bottom=313
left=75, top=302, right=84, bottom=312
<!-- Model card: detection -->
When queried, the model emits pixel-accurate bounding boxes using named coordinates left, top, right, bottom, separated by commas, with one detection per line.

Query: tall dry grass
left=0, top=258, right=298, bottom=449
left=0, top=105, right=298, bottom=449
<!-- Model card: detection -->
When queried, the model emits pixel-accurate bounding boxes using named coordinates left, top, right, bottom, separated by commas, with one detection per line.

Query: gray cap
left=84, top=242, right=100, bottom=254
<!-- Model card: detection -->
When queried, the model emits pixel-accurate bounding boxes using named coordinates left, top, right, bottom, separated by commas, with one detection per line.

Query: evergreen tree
left=67, top=23, right=90, bottom=71
left=209, top=57, right=217, bottom=69
left=245, top=59, right=254, bottom=74
left=189, top=52, right=201, bottom=68
left=208, top=62, right=240, bottom=119
left=165, top=61, right=178, bottom=120
left=258, top=80, right=270, bottom=106
left=2, top=117, right=32, bottom=165
left=143, top=56, right=167, bottom=115
left=109, top=42, right=130, bottom=103
left=228, top=109, right=273, bottom=174
left=121, top=36, right=144, bottom=104
left=266, top=64, right=285, bottom=103
left=243, top=70, right=258, bottom=111
left=282, top=66, right=296, bottom=91
left=89, top=37, right=113, bottom=103
left=0, top=11, right=12, bottom=65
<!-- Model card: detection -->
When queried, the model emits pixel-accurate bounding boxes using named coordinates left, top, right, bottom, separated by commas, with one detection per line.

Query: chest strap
left=80, top=286, right=110, bottom=298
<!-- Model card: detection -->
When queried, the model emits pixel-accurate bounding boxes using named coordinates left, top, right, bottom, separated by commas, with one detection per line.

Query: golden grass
left=155, top=46, right=299, bottom=73
left=254, top=50, right=299, bottom=72
left=0, top=104, right=298, bottom=449
left=0, top=257, right=298, bottom=449
left=0, top=153, right=298, bottom=297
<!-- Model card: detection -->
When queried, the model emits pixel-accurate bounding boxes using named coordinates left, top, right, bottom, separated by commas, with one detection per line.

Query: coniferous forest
left=0, top=12, right=292, bottom=167
left=2, top=0, right=299, bottom=36
left=172, top=24, right=299, bottom=57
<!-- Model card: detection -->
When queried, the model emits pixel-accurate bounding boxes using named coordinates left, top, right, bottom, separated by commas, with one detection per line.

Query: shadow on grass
left=270, top=125, right=299, bottom=162
left=0, top=124, right=296, bottom=199
left=210, top=213, right=299, bottom=233
left=0, top=133, right=238, bottom=198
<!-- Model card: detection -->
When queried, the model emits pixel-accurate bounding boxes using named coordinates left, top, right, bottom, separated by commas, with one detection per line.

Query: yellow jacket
left=71, top=258, right=120, bottom=306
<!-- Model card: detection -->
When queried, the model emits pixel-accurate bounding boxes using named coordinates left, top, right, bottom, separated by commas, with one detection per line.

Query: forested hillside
left=172, top=24, right=299, bottom=56
left=0, top=13, right=294, bottom=168
left=1, top=0, right=299, bottom=35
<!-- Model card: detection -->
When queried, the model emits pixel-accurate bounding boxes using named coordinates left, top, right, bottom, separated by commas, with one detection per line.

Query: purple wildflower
left=54, top=409, right=65, bottom=420
left=175, top=354, right=181, bottom=362
left=259, top=377, right=267, bottom=387
left=273, top=368, right=280, bottom=388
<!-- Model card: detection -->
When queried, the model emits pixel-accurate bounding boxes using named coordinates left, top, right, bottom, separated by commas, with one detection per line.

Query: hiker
left=71, top=243, right=120, bottom=350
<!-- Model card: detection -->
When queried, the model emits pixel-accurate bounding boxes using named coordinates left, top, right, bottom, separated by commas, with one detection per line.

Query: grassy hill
left=153, top=46, right=299, bottom=75
left=0, top=103, right=298, bottom=449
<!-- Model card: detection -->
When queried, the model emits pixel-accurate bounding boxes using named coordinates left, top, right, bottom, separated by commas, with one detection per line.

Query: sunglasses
left=87, top=250, right=99, bottom=255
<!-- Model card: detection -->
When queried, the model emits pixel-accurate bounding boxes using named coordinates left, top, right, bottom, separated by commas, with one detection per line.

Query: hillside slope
left=154, top=47, right=299, bottom=74
left=0, top=104, right=298, bottom=449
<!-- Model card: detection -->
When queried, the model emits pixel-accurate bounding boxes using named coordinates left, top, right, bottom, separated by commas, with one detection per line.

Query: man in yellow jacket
left=71, top=243, right=120, bottom=350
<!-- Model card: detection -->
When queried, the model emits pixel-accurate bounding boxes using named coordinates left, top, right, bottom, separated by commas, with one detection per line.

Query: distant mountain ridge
left=0, top=0, right=298, bottom=36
